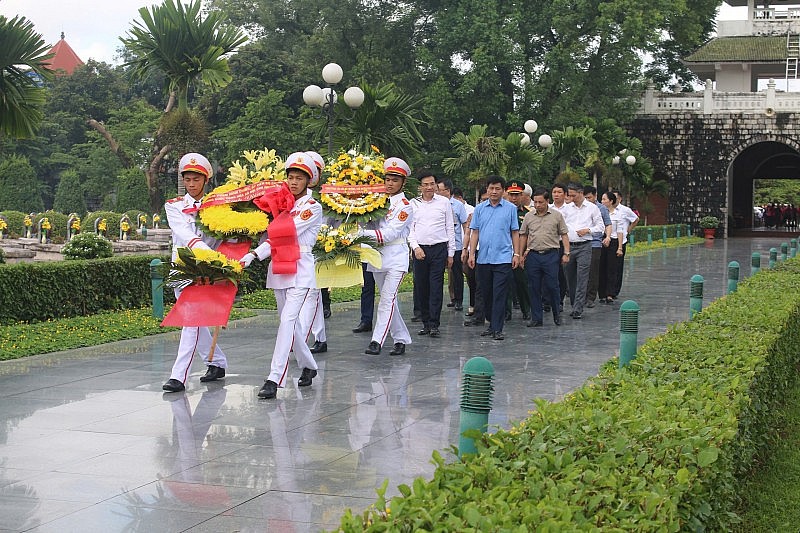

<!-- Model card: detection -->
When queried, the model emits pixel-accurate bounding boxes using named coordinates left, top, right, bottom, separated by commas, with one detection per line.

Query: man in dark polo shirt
left=519, top=187, right=570, bottom=327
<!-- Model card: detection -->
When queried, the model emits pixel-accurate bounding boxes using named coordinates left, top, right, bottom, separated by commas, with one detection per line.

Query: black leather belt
left=530, top=248, right=559, bottom=254
left=570, top=241, right=590, bottom=245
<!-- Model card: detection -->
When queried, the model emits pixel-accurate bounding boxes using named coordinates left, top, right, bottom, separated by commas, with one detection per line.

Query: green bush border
left=336, top=259, right=800, bottom=531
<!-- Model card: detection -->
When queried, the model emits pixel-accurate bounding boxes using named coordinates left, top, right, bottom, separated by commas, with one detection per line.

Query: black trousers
left=413, top=242, right=448, bottom=329
left=359, top=263, right=375, bottom=324
left=450, top=250, right=464, bottom=305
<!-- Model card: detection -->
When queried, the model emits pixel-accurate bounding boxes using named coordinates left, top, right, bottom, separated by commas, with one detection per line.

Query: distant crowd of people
left=756, top=203, right=798, bottom=228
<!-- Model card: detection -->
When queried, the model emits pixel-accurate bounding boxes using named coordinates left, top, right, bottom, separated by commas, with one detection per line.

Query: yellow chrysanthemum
left=182, top=248, right=244, bottom=274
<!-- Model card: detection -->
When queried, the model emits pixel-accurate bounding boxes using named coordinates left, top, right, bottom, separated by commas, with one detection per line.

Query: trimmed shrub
left=35, top=210, right=69, bottom=242
left=85, top=210, right=122, bottom=239
left=337, top=260, right=800, bottom=531
left=0, top=255, right=169, bottom=324
left=0, top=248, right=5, bottom=264
left=0, top=155, right=44, bottom=213
left=62, top=232, right=113, bottom=260
left=0, top=211, right=28, bottom=237
left=52, top=170, right=87, bottom=216
left=631, top=224, right=690, bottom=243
left=116, top=167, right=150, bottom=213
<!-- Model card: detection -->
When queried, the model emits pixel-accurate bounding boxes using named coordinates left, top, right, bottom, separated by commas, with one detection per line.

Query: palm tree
left=548, top=125, right=599, bottom=173
left=500, top=132, right=543, bottom=183
left=628, top=157, right=667, bottom=225
left=121, top=0, right=247, bottom=112
left=0, top=16, right=53, bottom=139
left=443, top=125, right=507, bottom=187
left=319, top=82, right=427, bottom=158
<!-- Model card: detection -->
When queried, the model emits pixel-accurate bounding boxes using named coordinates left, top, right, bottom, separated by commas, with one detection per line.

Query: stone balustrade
left=639, top=79, right=800, bottom=115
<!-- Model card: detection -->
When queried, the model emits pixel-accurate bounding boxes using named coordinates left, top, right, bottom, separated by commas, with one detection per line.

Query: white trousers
left=269, top=287, right=319, bottom=387
left=371, top=270, right=412, bottom=347
left=311, top=290, right=326, bottom=342
left=169, top=326, right=227, bottom=383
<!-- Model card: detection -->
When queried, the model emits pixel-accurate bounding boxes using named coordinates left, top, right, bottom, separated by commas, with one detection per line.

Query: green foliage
left=0, top=155, right=44, bottom=212
left=35, top=210, right=68, bottom=241
left=61, top=232, right=113, bottom=260
left=121, top=0, right=248, bottom=111
left=158, top=108, right=210, bottom=156
left=85, top=210, right=122, bottom=238
left=753, top=179, right=800, bottom=205
left=0, top=15, right=54, bottom=138
left=335, top=260, right=800, bottom=531
left=0, top=307, right=255, bottom=360
left=0, top=247, right=4, bottom=264
left=0, top=210, right=28, bottom=237
left=629, top=224, right=693, bottom=245
left=0, top=255, right=166, bottom=324
left=52, top=170, right=87, bottom=216
left=115, top=167, right=150, bottom=213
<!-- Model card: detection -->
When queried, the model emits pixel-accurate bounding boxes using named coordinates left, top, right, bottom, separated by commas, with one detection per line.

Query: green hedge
left=630, top=224, right=691, bottom=243
left=0, top=255, right=170, bottom=324
left=337, top=260, right=800, bottom=531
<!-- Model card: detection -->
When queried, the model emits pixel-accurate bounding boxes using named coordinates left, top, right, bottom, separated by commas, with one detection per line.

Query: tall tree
left=120, top=0, right=248, bottom=211
left=0, top=15, right=53, bottom=138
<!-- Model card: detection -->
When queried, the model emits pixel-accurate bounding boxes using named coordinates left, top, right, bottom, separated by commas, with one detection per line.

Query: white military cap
left=286, top=152, right=320, bottom=187
left=179, top=153, right=213, bottom=179
left=383, top=157, right=411, bottom=177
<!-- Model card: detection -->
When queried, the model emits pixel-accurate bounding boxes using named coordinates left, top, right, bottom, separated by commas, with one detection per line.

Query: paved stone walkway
left=0, top=237, right=793, bottom=532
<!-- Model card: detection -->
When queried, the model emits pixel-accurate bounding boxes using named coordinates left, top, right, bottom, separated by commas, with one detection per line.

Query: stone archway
left=727, top=138, right=800, bottom=230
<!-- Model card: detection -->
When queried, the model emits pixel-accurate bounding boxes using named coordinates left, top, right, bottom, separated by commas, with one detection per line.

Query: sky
left=0, top=1, right=744, bottom=66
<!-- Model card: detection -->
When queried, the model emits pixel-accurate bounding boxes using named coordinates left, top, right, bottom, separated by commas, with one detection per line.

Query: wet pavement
left=0, top=236, right=795, bottom=532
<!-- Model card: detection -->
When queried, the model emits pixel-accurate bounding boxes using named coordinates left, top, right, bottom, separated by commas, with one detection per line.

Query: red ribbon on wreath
left=253, top=182, right=300, bottom=274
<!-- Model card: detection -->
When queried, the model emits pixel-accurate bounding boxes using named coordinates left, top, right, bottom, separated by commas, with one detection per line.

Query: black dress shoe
left=492, top=331, right=505, bottom=340
left=543, top=305, right=551, bottom=312
left=553, top=314, right=562, bottom=326
left=446, top=301, right=455, bottom=307
left=522, top=312, right=531, bottom=321
left=527, top=320, right=543, bottom=327
left=298, top=368, right=317, bottom=387
left=258, top=379, right=278, bottom=399
left=571, top=311, right=582, bottom=319
left=323, top=308, right=332, bottom=318
left=310, top=341, right=327, bottom=354
left=505, top=311, right=512, bottom=321
left=162, top=379, right=185, bottom=392
left=199, top=365, right=225, bottom=382
left=365, top=341, right=381, bottom=355
left=418, top=328, right=431, bottom=335
left=389, top=343, right=405, bottom=356
left=480, top=328, right=494, bottom=337
left=352, top=322, right=372, bottom=333
left=429, top=328, right=440, bottom=338
left=454, top=304, right=463, bottom=311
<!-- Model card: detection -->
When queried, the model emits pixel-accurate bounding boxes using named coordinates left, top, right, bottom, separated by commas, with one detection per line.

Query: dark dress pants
left=525, top=250, right=561, bottom=323
left=451, top=250, right=464, bottom=306
left=413, top=242, right=447, bottom=329
left=476, top=262, right=512, bottom=333
left=359, top=263, right=375, bottom=324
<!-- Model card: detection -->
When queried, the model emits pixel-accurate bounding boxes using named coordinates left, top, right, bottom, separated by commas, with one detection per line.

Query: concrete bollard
left=769, top=248, right=777, bottom=268
left=618, top=300, right=639, bottom=368
left=751, top=252, right=761, bottom=276
left=781, top=243, right=788, bottom=261
left=647, top=227, right=653, bottom=245
left=458, top=356, right=495, bottom=458
left=689, top=274, right=704, bottom=319
left=150, top=259, right=164, bottom=319
left=676, top=225, right=681, bottom=238
left=791, top=239, right=797, bottom=258
left=629, top=232, right=635, bottom=247
left=662, top=227, right=667, bottom=244
left=727, top=261, right=740, bottom=294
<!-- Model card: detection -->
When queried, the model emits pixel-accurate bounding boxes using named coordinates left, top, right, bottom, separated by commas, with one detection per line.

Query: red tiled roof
left=45, top=33, right=84, bottom=75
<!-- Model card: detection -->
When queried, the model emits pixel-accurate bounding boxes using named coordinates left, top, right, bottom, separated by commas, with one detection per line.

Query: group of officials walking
left=162, top=151, right=637, bottom=399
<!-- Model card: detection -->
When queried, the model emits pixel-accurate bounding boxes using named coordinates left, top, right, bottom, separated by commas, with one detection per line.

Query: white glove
left=240, top=252, right=256, bottom=267
left=191, top=241, right=212, bottom=251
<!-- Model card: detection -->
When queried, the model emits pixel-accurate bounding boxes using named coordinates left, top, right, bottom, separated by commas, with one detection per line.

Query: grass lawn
left=734, top=378, right=800, bottom=531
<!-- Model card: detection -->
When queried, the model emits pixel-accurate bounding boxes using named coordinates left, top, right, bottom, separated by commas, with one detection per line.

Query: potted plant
left=699, top=215, right=719, bottom=238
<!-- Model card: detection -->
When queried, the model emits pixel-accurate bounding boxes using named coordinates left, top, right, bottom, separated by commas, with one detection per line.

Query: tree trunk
left=148, top=144, right=173, bottom=212
left=86, top=119, right=133, bottom=168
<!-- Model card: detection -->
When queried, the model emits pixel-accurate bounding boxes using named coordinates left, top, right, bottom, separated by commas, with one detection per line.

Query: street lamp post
left=303, top=63, right=364, bottom=157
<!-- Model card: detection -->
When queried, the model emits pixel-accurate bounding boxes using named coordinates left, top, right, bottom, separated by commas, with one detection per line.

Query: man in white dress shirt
left=561, top=182, right=605, bottom=319
left=408, top=172, right=455, bottom=337
left=240, top=153, right=323, bottom=399
left=360, top=158, right=415, bottom=356
left=162, top=153, right=228, bottom=393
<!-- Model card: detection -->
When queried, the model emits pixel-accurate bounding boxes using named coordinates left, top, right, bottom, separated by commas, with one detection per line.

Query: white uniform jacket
left=164, top=193, right=218, bottom=259
left=363, top=193, right=414, bottom=273
left=252, top=190, right=323, bottom=289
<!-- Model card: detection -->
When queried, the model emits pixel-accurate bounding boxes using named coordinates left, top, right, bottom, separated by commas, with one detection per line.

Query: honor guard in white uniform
left=360, top=158, right=415, bottom=356
left=162, top=153, right=228, bottom=393
left=240, top=152, right=323, bottom=399
left=306, top=150, right=329, bottom=355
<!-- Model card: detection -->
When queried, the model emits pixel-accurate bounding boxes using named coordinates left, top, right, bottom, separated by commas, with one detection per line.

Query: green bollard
left=689, top=274, right=704, bottom=319
left=629, top=232, right=635, bottom=247
left=618, top=300, right=640, bottom=368
left=727, top=261, right=740, bottom=294
left=150, top=258, right=164, bottom=319
left=769, top=248, right=778, bottom=268
left=751, top=252, right=761, bottom=276
left=781, top=242, right=788, bottom=261
left=647, top=227, right=653, bottom=245
left=687, top=225, right=692, bottom=237
left=791, top=239, right=797, bottom=258
left=676, top=225, right=681, bottom=238
left=662, top=227, right=667, bottom=244
left=141, top=226, right=148, bottom=239
left=458, top=356, right=495, bottom=458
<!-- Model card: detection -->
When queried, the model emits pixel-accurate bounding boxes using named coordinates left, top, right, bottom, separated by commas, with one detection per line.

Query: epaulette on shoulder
left=167, top=196, right=183, bottom=204
left=402, top=198, right=410, bottom=205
